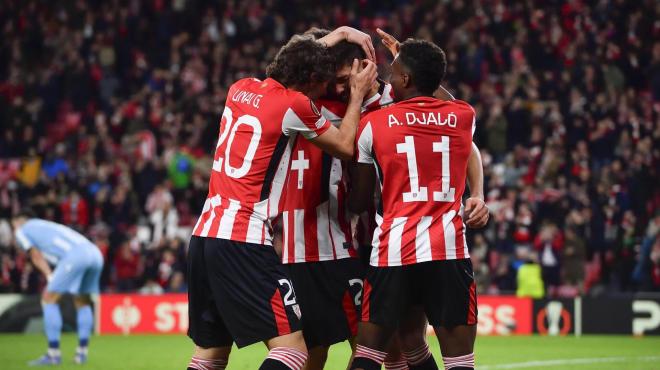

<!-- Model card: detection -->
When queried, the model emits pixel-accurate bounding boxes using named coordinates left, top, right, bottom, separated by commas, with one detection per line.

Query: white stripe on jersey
left=315, top=202, right=331, bottom=260
left=370, top=214, right=383, bottom=266
left=200, top=195, right=222, bottom=237
left=293, top=209, right=305, bottom=261
left=459, top=203, right=469, bottom=257
left=218, top=199, right=241, bottom=239
left=282, top=108, right=327, bottom=139
left=321, top=106, right=342, bottom=126
left=388, top=217, right=406, bottom=265
left=380, top=84, right=394, bottom=106
left=443, top=210, right=457, bottom=259
left=362, top=93, right=381, bottom=110
left=268, top=136, right=296, bottom=220
left=415, top=216, right=433, bottom=262
left=193, top=198, right=211, bottom=233
left=247, top=199, right=268, bottom=244
left=328, top=158, right=348, bottom=259
left=357, top=122, right=374, bottom=164
left=282, top=211, right=290, bottom=263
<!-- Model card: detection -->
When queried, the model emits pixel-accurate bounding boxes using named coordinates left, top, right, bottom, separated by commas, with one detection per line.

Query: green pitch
left=1, top=334, right=659, bottom=369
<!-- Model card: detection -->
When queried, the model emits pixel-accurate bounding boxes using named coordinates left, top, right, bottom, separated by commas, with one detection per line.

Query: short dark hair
left=266, top=35, right=335, bottom=87
left=398, top=39, right=447, bottom=95
left=332, top=41, right=366, bottom=69
left=303, top=27, right=366, bottom=69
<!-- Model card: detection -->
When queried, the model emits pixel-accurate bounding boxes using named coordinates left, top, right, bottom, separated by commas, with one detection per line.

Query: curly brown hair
left=266, top=35, right=335, bottom=87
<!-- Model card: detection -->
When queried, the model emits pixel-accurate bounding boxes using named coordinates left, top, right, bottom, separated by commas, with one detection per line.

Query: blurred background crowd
left=0, top=0, right=658, bottom=297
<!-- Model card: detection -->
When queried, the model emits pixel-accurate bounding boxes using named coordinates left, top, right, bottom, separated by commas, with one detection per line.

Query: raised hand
left=376, top=28, right=401, bottom=58
left=317, top=26, right=376, bottom=62
left=350, top=59, right=378, bottom=99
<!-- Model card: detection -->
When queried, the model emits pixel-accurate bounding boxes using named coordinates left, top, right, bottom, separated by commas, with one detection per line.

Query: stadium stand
left=0, top=0, right=658, bottom=297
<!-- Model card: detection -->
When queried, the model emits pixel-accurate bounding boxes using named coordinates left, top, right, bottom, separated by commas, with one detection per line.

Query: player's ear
left=402, top=72, right=411, bottom=89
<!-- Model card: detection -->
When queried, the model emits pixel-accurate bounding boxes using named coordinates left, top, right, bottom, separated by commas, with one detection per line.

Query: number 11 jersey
left=193, top=78, right=331, bottom=246
left=356, top=97, right=475, bottom=266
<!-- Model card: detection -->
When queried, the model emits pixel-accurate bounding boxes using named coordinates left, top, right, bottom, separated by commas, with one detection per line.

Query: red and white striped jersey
left=193, top=78, right=331, bottom=246
left=280, top=82, right=394, bottom=263
left=357, top=97, right=476, bottom=266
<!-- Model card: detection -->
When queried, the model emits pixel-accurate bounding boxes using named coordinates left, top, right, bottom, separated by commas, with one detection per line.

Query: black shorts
left=362, top=259, right=478, bottom=329
left=187, top=236, right=302, bottom=348
left=286, top=259, right=363, bottom=348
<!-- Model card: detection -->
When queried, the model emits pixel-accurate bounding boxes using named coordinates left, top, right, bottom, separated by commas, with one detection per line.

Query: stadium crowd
left=0, top=0, right=658, bottom=297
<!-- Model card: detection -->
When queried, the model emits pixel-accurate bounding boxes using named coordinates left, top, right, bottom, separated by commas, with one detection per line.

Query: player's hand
left=337, top=26, right=376, bottom=62
left=350, top=59, right=378, bottom=99
left=376, top=28, right=401, bottom=58
left=465, top=197, right=489, bottom=229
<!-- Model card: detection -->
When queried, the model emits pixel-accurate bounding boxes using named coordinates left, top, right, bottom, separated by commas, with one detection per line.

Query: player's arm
left=348, top=116, right=377, bottom=214
left=465, top=142, right=489, bottom=228
left=29, top=248, right=53, bottom=281
left=348, top=163, right=376, bottom=214
left=308, top=59, right=377, bottom=160
left=317, top=26, right=376, bottom=62
left=15, top=228, right=53, bottom=281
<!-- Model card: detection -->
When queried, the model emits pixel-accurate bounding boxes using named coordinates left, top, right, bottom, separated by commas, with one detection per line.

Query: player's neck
left=400, top=91, right=434, bottom=101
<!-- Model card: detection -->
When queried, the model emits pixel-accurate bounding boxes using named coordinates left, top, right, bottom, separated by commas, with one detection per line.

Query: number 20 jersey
left=193, top=78, right=331, bottom=246
left=356, top=97, right=475, bottom=267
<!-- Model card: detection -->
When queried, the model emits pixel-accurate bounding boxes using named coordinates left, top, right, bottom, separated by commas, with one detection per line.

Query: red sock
left=187, top=356, right=228, bottom=370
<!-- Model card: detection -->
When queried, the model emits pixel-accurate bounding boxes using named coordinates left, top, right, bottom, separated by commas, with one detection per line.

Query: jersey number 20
left=213, top=106, right=262, bottom=179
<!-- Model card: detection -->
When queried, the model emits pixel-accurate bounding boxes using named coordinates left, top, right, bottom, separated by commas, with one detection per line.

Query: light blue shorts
left=47, top=246, right=104, bottom=295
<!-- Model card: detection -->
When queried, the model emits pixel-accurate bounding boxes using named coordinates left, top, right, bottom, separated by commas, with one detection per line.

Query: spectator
left=562, top=227, right=586, bottom=295
left=534, top=223, right=564, bottom=296
left=60, top=190, right=90, bottom=231
left=113, top=242, right=142, bottom=292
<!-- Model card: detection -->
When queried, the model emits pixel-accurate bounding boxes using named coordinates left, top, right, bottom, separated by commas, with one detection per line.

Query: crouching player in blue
left=12, top=209, right=103, bottom=366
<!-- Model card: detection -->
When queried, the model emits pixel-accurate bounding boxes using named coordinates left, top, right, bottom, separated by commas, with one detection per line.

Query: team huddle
left=186, top=26, right=488, bottom=370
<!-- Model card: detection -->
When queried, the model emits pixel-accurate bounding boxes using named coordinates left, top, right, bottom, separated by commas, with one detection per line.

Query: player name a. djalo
left=388, top=112, right=457, bottom=128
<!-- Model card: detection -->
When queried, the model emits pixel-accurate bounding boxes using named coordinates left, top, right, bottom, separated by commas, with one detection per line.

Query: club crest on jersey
left=292, top=304, right=302, bottom=319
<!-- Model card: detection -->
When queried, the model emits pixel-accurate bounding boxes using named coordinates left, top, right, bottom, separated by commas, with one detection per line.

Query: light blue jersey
left=15, top=219, right=97, bottom=264
left=15, top=219, right=103, bottom=294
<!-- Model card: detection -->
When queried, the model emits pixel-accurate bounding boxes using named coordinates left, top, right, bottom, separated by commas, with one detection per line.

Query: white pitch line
left=478, top=356, right=660, bottom=369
